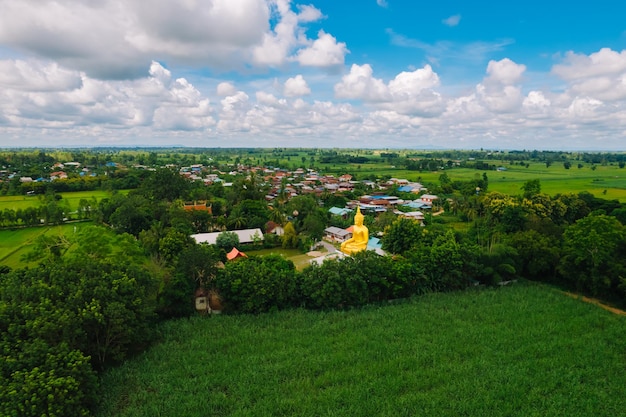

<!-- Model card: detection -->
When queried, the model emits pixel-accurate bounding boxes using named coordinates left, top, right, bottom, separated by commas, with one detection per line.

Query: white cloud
left=552, top=48, right=626, bottom=102
left=334, top=64, right=390, bottom=101
left=376, top=0, right=388, bottom=8
left=3, top=43, right=626, bottom=150
left=0, top=0, right=345, bottom=79
left=485, top=58, right=526, bottom=85
left=388, top=65, right=440, bottom=96
left=442, top=15, right=461, bottom=27
left=0, top=59, right=82, bottom=92
left=334, top=63, right=445, bottom=116
left=296, top=31, right=348, bottom=67
left=284, top=75, right=311, bottom=97
left=552, top=48, right=626, bottom=80
left=217, top=82, right=237, bottom=97
left=252, top=1, right=347, bottom=69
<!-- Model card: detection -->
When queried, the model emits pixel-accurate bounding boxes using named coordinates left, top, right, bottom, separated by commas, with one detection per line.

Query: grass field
left=96, top=282, right=626, bottom=417
left=324, top=160, right=626, bottom=202
left=0, top=222, right=91, bottom=269
left=246, top=247, right=327, bottom=270
left=0, top=189, right=128, bottom=212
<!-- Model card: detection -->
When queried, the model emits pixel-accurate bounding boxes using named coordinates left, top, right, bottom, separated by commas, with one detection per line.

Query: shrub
left=215, top=255, right=300, bottom=313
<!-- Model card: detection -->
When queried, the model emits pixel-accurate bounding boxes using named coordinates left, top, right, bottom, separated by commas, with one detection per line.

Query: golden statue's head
left=354, top=206, right=364, bottom=225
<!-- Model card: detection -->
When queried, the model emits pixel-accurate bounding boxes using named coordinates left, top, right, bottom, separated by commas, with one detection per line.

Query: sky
left=0, top=0, right=626, bottom=150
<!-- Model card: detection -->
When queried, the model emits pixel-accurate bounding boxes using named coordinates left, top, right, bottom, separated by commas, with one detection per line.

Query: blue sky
left=0, top=0, right=625, bottom=150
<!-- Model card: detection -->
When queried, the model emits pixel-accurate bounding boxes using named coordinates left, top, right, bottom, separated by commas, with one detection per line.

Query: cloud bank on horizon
left=0, top=0, right=625, bottom=150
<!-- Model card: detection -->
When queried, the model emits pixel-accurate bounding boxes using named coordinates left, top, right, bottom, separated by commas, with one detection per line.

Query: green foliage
left=281, top=221, right=298, bottom=249
left=521, top=179, right=541, bottom=198
left=559, top=214, right=626, bottom=296
left=139, top=167, right=191, bottom=202
left=0, top=341, right=96, bottom=417
left=215, top=255, right=299, bottom=313
left=0, top=254, right=158, bottom=414
left=475, top=243, right=518, bottom=285
left=215, top=231, right=239, bottom=251
left=381, top=217, right=424, bottom=254
left=0, top=225, right=158, bottom=415
left=405, top=230, right=473, bottom=291
left=300, top=250, right=414, bottom=309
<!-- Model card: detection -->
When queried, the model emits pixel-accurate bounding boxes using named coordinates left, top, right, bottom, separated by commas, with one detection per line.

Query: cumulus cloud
left=552, top=48, right=626, bottom=80
left=0, top=59, right=82, bottom=92
left=334, top=64, right=390, bottom=101
left=217, top=82, right=237, bottom=97
left=0, top=60, right=214, bottom=131
left=334, top=63, right=444, bottom=116
left=485, top=58, right=526, bottom=85
left=296, top=31, right=348, bottom=67
left=252, top=1, right=347, bottom=68
left=376, top=0, right=389, bottom=8
left=552, top=48, right=626, bottom=101
left=284, top=75, right=311, bottom=97
left=0, top=0, right=346, bottom=79
left=442, top=15, right=461, bottom=27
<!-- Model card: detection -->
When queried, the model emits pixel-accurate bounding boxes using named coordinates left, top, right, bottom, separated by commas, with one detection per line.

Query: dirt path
left=564, top=292, right=626, bottom=316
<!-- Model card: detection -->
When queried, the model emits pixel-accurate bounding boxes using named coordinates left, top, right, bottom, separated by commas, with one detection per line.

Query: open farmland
left=0, top=223, right=91, bottom=269
left=0, top=190, right=127, bottom=212
left=96, top=282, right=626, bottom=417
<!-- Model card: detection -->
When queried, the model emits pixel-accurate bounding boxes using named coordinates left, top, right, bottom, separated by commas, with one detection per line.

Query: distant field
left=0, top=189, right=129, bottom=211
left=96, top=282, right=626, bottom=417
left=0, top=222, right=91, bottom=269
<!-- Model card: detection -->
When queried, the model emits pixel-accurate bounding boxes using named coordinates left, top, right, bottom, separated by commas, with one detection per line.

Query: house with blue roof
left=329, top=207, right=352, bottom=218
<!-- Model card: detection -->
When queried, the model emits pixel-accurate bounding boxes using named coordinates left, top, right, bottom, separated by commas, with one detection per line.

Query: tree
left=139, top=167, right=190, bottom=202
left=215, top=231, right=239, bottom=251
left=381, top=217, right=423, bottom=255
left=282, top=222, right=298, bottom=249
left=0, top=250, right=158, bottom=415
left=157, top=243, right=226, bottom=318
left=108, top=194, right=153, bottom=236
left=214, top=254, right=299, bottom=313
left=559, top=214, right=626, bottom=296
left=508, top=230, right=560, bottom=281
left=521, top=179, right=541, bottom=199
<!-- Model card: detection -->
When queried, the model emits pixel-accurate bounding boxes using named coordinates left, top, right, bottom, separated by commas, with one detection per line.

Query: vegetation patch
left=96, top=282, right=626, bottom=417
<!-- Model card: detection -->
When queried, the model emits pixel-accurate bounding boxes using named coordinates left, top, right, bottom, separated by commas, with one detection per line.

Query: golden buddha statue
left=341, top=206, right=369, bottom=255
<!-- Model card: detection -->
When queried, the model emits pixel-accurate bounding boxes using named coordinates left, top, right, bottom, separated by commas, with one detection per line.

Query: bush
left=215, top=255, right=300, bottom=313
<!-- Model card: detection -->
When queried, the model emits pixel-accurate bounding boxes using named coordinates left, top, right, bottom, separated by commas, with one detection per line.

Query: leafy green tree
left=216, top=231, right=239, bottom=251
left=139, top=167, right=191, bottom=202
left=475, top=243, right=518, bottom=285
left=282, top=222, right=298, bottom=249
left=108, top=194, right=153, bottom=236
left=215, top=255, right=299, bottom=313
left=508, top=230, right=560, bottom=280
left=157, top=243, right=226, bottom=318
left=521, top=179, right=541, bottom=199
left=381, top=217, right=423, bottom=255
left=0, top=250, right=157, bottom=415
left=559, top=214, right=626, bottom=296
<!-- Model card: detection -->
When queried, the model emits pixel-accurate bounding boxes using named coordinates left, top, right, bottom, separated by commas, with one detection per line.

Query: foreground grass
left=97, top=282, right=626, bottom=417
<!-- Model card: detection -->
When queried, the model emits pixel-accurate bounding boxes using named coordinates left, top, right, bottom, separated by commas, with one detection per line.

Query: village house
left=324, top=226, right=352, bottom=243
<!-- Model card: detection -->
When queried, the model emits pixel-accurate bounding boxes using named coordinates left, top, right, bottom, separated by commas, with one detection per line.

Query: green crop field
left=0, top=222, right=91, bottom=269
left=96, top=282, right=626, bottom=417
left=0, top=189, right=128, bottom=212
